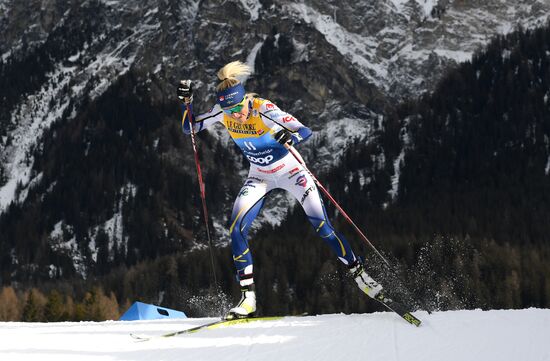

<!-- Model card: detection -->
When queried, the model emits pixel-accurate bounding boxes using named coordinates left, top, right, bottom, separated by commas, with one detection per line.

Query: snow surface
left=0, top=309, right=549, bottom=361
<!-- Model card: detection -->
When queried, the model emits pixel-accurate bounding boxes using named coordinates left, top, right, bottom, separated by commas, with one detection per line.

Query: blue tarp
left=119, top=301, right=187, bottom=321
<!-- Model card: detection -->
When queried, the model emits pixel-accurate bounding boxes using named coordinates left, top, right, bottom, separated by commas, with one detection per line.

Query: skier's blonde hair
left=216, top=61, right=252, bottom=92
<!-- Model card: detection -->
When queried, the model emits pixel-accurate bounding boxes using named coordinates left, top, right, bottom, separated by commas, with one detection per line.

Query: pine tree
left=22, top=289, right=45, bottom=322
left=44, top=290, right=65, bottom=322
left=0, top=286, right=22, bottom=321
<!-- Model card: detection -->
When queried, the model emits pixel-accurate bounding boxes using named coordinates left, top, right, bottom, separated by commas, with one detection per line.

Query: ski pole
left=284, top=144, right=392, bottom=268
left=182, top=104, right=219, bottom=289
left=287, top=144, right=431, bottom=312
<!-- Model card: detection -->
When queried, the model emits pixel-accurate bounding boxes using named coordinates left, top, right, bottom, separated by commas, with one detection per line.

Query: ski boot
left=349, top=259, right=383, bottom=299
left=226, top=284, right=256, bottom=320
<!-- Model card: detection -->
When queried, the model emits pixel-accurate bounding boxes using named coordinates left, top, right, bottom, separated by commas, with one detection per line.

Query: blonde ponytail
left=216, top=61, right=252, bottom=92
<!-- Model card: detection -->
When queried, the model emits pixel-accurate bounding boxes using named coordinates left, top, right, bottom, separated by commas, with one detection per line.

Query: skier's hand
left=177, top=80, right=193, bottom=104
left=274, top=129, right=293, bottom=146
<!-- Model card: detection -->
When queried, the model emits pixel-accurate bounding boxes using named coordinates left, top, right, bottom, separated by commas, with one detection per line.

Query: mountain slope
left=0, top=0, right=549, bottom=294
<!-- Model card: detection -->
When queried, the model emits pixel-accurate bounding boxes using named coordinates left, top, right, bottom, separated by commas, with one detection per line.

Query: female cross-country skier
left=178, top=61, right=383, bottom=319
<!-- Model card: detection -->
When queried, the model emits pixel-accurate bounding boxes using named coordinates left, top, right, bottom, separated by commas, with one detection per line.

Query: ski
left=374, top=292, right=422, bottom=327
left=130, top=316, right=284, bottom=341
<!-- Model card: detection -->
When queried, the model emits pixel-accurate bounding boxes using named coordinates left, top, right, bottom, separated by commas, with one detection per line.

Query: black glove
left=274, top=129, right=293, bottom=145
left=177, top=80, right=193, bottom=104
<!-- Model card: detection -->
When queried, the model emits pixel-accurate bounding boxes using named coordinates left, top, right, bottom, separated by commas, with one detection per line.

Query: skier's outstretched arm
left=177, top=80, right=223, bottom=134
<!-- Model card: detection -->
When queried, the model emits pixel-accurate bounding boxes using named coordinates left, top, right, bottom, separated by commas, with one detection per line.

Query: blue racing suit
left=182, top=97, right=358, bottom=286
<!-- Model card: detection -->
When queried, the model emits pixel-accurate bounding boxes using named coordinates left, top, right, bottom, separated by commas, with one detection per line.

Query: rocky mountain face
left=0, top=0, right=548, bottom=282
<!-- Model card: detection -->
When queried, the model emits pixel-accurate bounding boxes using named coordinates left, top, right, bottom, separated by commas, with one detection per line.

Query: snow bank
left=0, top=308, right=549, bottom=361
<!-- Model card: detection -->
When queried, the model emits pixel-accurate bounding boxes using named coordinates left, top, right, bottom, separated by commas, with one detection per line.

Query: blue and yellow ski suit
left=183, top=97, right=358, bottom=286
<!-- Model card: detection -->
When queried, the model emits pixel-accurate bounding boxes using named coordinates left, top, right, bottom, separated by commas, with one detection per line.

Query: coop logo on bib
left=246, top=154, right=274, bottom=165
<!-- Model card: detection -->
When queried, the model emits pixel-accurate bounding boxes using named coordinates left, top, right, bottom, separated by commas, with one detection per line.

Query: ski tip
left=130, top=333, right=151, bottom=341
